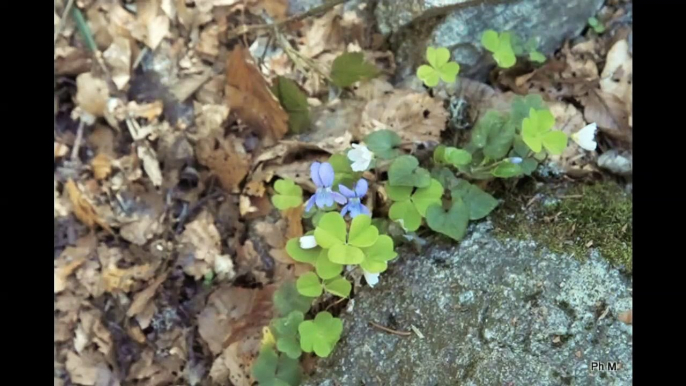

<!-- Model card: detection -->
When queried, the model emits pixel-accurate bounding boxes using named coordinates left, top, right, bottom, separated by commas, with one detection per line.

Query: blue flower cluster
left=305, top=162, right=369, bottom=218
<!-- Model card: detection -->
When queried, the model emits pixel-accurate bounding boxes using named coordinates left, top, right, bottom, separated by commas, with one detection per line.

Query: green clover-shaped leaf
left=481, top=30, right=516, bottom=68
left=388, top=155, right=431, bottom=188
left=315, top=249, right=343, bottom=280
left=331, top=52, right=380, bottom=88
left=271, top=179, right=303, bottom=210
left=416, top=46, right=460, bottom=87
left=511, top=95, right=546, bottom=125
left=298, top=311, right=343, bottom=357
left=522, top=108, right=567, bottom=155
left=286, top=237, right=320, bottom=265
left=348, top=214, right=379, bottom=247
left=314, top=212, right=347, bottom=248
left=252, top=346, right=302, bottom=386
left=444, top=147, right=472, bottom=167
left=588, top=17, right=605, bottom=34
left=328, top=244, right=365, bottom=265
left=273, top=311, right=305, bottom=359
left=492, top=161, right=523, bottom=178
left=425, top=198, right=470, bottom=242
left=529, top=51, right=546, bottom=63
left=520, top=158, right=538, bottom=175
left=470, top=110, right=508, bottom=150
left=410, top=179, right=445, bottom=216
left=450, top=181, right=498, bottom=220
left=323, top=276, right=352, bottom=298
left=389, top=200, right=421, bottom=232
left=361, top=235, right=397, bottom=273
left=273, top=281, right=313, bottom=317
left=296, top=272, right=323, bottom=297
left=387, top=179, right=444, bottom=232
left=364, top=130, right=402, bottom=160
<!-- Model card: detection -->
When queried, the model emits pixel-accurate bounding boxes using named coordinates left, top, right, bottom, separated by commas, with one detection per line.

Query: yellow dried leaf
left=91, top=153, right=112, bottom=180
left=244, top=180, right=266, bottom=197
left=225, top=46, right=288, bottom=147
left=54, top=142, right=70, bottom=159
left=65, top=179, right=113, bottom=234
left=75, top=73, right=109, bottom=118
left=127, top=101, right=164, bottom=121
left=283, top=206, right=304, bottom=239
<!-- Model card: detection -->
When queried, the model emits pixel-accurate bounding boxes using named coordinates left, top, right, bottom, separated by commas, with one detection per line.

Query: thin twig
left=71, top=120, right=85, bottom=161
left=324, top=297, right=347, bottom=311
left=227, top=0, right=352, bottom=39
left=369, top=321, right=412, bottom=336
left=54, top=0, right=76, bottom=46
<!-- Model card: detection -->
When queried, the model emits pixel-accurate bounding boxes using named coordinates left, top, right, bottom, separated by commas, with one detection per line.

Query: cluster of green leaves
left=588, top=17, right=605, bottom=34
left=252, top=282, right=345, bottom=385
left=273, top=52, right=379, bottom=134
left=481, top=30, right=546, bottom=68
left=288, top=213, right=397, bottom=297
left=416, top=46, right=461, bottom=87
left=271, top=179, right=304, bottom=210
left=436, top=94, right=567, bottom=180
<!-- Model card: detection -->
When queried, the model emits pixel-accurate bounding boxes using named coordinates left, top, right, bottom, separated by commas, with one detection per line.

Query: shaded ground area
left=304, top=221, right=632, bottom=386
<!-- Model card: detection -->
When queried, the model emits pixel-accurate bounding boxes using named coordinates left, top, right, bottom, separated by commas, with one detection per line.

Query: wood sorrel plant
left=254, top=39, right=569, bottom=386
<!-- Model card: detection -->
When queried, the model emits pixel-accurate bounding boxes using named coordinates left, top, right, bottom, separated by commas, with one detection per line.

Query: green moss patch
left=492, top=182, right=632, bottom=273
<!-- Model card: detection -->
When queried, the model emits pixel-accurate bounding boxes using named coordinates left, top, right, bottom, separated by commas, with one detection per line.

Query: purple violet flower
left=305, top=162, right=347, bottom=212
left=339, top=179, right=370, bottom=218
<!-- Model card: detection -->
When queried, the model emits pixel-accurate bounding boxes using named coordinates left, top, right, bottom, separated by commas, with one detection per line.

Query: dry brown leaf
left=581, top=89, right=631, bottom=143
left=178, top=210, right=235, bottom=280
left=244, top=180, right=266, bottom=197
left=198, top=284, right=275, bottom=355
left=235, top=240, right=268, bottom=283
left=91, top=153, right=112, bottom=180
left=253, top=0, right=288, bottom=20
left=74, top=309, right=113, bottom=357
left=196, top=136, right=250, bottom=193
left=127, top=272, right=168, bottom=317
left=65, top=179, right=113, bottom=234
left=242, top=195, right=273, bottom=221
left=302, top=99, right=365, bottom=154
left=103, top=37, right=132, bottom=90
left=254, top=222, right=286, bottom=249
left=357, top=89, right=447, bottom=144
left=102, top=264, right=154, bottom=293
left=137, top=144, right=164, bottom=187
left=299, top=6, right=345, bottom=58
left=547, top=102, right=597, bottom=176
left=197, top=24, right=220, bottom=60
left=600, top=39, right=632, bottom=104
left=192, top=103, right=230, bottom=140
left=54, top=257, right=87, bottom=294
left=130, top=0, right=170, bottom=50
left=269, top=248, right=293, bottom=264
left=225, top=45, right=288, bottom=147
left=55, top=142, right=70, bottom=159
left=283, top=205, right=304, bottom=239
left=55, top=46, right=93, bottom=76
left=65, top=351, right=105, bottom=386
left=75, top=73, right=109, bottom=120
left=353, top=78, right=394, bottom=101
left=239, top=195, right=258, bottom=217
left=618, top=309, right=632, bottom=325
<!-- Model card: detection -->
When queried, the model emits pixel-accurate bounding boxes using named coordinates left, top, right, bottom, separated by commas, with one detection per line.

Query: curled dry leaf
left=580, top=89, right=631, bottom=144
left=137, top=144, right=164, bottom=187
left=91, top=153, right=112, bottom=180
left=127, top=272, right=169, bottom=318
left=65, top=179, right=113, bottom=234
left=303, top=99, right=364, bottom=154
left=178, top=210, right=235, bottom=280
left=357, top=89, right=448, bottom=144
left=254, top=221, right=286, bottom=249
left=283, top=205, right=304, bottom=239
left=103, top=37, right=132, bottom=90
left=225, top=46, right=288, bottom=147
left=600, top=39, right=632, bottom=105
left=75, top=73, right=109, bottom=120
left=196, top=136, right=250, bottom=193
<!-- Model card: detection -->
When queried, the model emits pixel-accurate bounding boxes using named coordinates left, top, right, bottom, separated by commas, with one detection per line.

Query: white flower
left=363, top=270, right=380, bottom=288
left=347, top=144, right=374, bottom=172
left=299, top=235, right=317, bottom=249
left=572, top=122, right=597, bottom=151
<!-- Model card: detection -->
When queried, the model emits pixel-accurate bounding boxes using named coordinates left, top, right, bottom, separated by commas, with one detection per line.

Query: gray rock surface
left=303, top=222, right=633, bottom=385
left=376, top=0, right=604, bottom=80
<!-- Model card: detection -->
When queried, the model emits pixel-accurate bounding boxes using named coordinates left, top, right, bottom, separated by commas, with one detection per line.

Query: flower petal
left=332, top=191, right=348, bottom=205
left=318, top=162, right=335, bottom=187
left=360, top=204, right=371, bottom=217
left=310, top=162, right=323, bottom=187
left=305, top=195, right=316, bottom=212
left=351, top=159, right=368, bottom=172
left=338, top=184, right=355, bottom=198
left=299, top=235, right=318, bottom=249
left=340, top=204, right=350, bottom=217
left=363, top=270, right=379, bottom=288
left=348, top=203, right=362, bottom=218
left=354, top=179, right=368, bottom=198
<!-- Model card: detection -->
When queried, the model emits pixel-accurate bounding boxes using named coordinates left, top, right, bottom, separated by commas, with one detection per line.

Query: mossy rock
left=492, top=181, right=632, bottom=273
